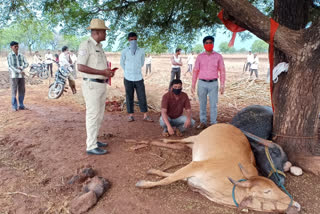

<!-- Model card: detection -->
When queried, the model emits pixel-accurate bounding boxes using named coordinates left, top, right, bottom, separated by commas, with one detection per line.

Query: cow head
left=228, top=165, right=300, bottom=213
left=243, top=131, right=289, bottom=186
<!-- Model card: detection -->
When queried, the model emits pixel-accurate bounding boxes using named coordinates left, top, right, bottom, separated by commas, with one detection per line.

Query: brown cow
left=136, top=124, right=300, bottom=213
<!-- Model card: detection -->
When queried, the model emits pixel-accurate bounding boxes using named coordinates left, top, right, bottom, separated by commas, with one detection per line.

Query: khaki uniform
left=78, top=37, right=108, bottom=151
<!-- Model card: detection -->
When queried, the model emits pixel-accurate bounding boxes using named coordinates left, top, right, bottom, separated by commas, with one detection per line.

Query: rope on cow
left=265, top=146, right=293, bottom=207
left=265, top=146, right=286, bottom=178
left=232, top=179, right=247, bottom=207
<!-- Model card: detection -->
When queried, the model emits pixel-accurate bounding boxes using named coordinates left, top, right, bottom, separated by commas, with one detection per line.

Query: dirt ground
left=0, top=53, right=319, bottom=214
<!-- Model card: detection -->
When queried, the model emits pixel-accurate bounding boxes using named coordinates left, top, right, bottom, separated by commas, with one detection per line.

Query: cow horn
left=242, top=130, right=275, bottom=148
left=238, top=163, right=252, bottom=179
left=228, top=177, right=252, bottom=188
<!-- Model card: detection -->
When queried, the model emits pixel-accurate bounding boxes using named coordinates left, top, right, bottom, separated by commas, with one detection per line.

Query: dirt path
left=1, top=54, right=320, bottom=214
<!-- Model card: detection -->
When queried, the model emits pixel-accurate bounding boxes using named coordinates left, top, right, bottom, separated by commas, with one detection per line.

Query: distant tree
left=251, top=40, right=268, bottom=53
left=192, top=44, right=204, bottom=54
left=237, top=48, right=247, bottom=53
left=219, top=42, right=236, bottom=53
left=59, top=35, right=89, bottom=51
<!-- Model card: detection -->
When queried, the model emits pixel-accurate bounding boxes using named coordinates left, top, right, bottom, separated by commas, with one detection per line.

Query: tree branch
left=214, top=0, right=304, bottom=57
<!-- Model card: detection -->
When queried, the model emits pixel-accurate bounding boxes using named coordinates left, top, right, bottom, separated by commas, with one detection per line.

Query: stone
left=83, top=176, right=111, bottom=198
left=290, top=166, right=303, bottom=176
left=70, top=191, right=97, bottom=214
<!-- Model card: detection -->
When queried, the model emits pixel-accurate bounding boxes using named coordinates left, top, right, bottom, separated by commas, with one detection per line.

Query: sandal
left=175, top=129, right=184, bottom=137
left=128, top=116, right=135, bottom=122
left=162, top=131, right=170, bottom=137
left=143, top=116, right=154, bottom=122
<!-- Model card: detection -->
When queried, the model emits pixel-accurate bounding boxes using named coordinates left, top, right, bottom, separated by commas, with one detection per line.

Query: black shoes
left=97, top=141, right=108, bottom=147
left=87, top=148, right=108, bottom=155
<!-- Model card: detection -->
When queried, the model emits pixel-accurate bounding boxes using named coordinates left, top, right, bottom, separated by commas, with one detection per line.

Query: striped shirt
left=7, top=51, right=29, bottom=78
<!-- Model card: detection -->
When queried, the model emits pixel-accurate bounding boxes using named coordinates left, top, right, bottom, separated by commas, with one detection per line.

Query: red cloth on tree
left=217, top=10, right=246, bottom=47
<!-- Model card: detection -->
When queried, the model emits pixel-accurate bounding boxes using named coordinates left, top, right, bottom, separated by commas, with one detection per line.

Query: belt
left=200, top=79, right=217, bottom=82
left=83, top=78, right=108, bottom=83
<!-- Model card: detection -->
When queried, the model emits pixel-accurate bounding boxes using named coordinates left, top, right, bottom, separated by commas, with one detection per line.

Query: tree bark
left=215, top=0, right=320, bottom=174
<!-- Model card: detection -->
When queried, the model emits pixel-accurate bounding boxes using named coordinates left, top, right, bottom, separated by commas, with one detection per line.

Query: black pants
left=124, top=78, right=148, bottom=114
left=47, top=63, right=53, bottom=77
left=169, top=67, right=181, bottom=88
left=245, top=62, right=251, bottom=72
left=146, top=64, right=151, bottom=75
left=250, top=69, right=258, bottom=78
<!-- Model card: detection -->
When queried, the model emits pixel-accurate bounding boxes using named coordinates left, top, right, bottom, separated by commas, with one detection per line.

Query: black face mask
left=172, top=88, right=182, bottom=95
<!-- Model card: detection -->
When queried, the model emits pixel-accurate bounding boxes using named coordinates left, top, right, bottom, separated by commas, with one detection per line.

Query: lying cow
left=136, top=124, right=300, bottom=213
left=231, top=105, right=290, bottom=186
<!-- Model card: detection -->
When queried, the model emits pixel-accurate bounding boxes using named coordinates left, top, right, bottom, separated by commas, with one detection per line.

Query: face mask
left=129, top=40, right=137, bottom=55
left=204, top=44, right=214, bottom=52
left=172, top=88, right=182, bottom=95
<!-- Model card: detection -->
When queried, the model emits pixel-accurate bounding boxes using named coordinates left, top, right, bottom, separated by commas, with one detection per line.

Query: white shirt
left=172, top=55, right=181, bottom=68
left=145, top=56, right=152, bottom=64
left=247, top=54, right=254, bottom=63
left=251, top=56, right=259, bottom=69
left=70, top=54, right=77, bottom=64
left=33, top=55, right=42, bottom=64
left=187, top=54, right=194, bottom=65
left=59, top=52, right=71, bottom=67
left=45, top=53, right=54, bottom=64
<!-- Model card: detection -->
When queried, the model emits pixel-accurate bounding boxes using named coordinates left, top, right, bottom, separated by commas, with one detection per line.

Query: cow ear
left=238, top=163, right=252, bottom=179
left=228, top=177, right=252, bottom=188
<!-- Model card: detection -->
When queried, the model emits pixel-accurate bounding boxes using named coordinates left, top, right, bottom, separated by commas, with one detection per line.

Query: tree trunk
left=272, top=0, right=320, bottom=173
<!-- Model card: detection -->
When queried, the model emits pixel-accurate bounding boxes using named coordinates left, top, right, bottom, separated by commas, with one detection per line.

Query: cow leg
left=136, top=161, right=202, bottom=188
left=147, top=169, right=172, bottom=177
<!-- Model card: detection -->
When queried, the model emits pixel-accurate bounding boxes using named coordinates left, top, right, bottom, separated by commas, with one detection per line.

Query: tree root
left=293, top=155, right=320, bottom=175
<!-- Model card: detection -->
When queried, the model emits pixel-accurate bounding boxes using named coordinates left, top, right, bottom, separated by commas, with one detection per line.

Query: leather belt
left=200, top=79, right=217, bottom=82
left=83, top=78, right=108, bottom=83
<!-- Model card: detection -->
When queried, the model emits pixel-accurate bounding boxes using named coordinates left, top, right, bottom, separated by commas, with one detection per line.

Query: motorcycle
left=29, top=62, right=49, bottom=79
left=48, top=63, right=74, bottom=99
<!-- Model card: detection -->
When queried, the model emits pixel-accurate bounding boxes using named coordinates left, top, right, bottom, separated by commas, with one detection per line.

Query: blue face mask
left=129, top=40, right=137, bottom=55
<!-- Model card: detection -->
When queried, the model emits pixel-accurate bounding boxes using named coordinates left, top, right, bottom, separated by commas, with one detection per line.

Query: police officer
left=77, top=19, right=114, bottom=155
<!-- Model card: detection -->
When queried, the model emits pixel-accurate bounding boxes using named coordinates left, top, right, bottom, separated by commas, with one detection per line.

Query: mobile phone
left=111, top=67, right=118, bottom=72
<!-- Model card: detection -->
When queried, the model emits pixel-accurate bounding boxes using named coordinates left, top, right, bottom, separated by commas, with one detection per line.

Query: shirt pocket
left=96, top=51, right=106, bottom=67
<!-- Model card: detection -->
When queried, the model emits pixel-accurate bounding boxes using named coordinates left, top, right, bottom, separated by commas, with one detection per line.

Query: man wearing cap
left=7, top=41, right=29, bottom=111
left=77, top=19, right=114, bottom=155
left=191, top=36, right=225, bottom=129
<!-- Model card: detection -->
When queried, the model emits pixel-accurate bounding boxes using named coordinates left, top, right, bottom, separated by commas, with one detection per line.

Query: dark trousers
left=245, top=62, right=251, bottom=72
left=11, top=78, right=25, bottom=109
left=47, top=63, right=53, bottom=77
left=146, top=64, right=151, bottom=75
left=250, top=69, right=258, bottom=78
left=124, top=78, right=148, bottom=114
left=169, top=67, right=181, bottom=88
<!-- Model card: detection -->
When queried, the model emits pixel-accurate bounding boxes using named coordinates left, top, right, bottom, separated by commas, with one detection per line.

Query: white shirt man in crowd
left=45, top=50, right=54, bottom=77
left=250, top=53, right=259, bottom=79
left=245, top=51, right=254, bottom=72
left=145, top=54, right=152, bottom=75
left=185, top=52, right=194, bottom=76
left=70, top=50, right=78, bottom=78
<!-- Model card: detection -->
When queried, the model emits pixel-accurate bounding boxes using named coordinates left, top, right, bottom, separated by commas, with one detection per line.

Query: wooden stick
left=4, top=191, right=38, bottom=198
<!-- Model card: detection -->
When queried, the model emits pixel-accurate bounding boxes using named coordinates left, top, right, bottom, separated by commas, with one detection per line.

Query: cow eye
left=264, top=190, right=271, bottom=194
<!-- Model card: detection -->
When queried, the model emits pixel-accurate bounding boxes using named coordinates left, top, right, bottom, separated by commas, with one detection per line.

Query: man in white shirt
left=244, top=51, right=254, bottom=72
left=70, top=50, right=78, bottom=78
left=185, top=52, right=194, bottom=76
left=33, top=51, right=42, bottom=64
left=250, top=53, right=259, bottom=79
left=45, top=50, right=54, bottom=77
left=145, top=54, right=152, bottom=75
left=59, top=46, right=72, bottom=68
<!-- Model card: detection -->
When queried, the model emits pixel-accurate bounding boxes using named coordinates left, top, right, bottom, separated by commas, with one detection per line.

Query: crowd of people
left=7, top=18, right=227, bottom=155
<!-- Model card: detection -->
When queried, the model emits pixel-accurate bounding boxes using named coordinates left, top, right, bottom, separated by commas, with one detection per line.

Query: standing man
left=7, top=41, right=29, bottom=111
left=250, top=53, right=259, bottom=79
left=70, top=50, right=78, bottom=78
left=185, top=52, right=194, bottom=76
left=145, top=54, right=152, bottom=75
left=192, top=36, right=225, bottom=129
left=59, top=46, right=77, bottom=94
left=45, top=50, right=54, bottom=77
left=33, top=51, right=42, bottom=64
left=77, top=18, right=115, bottom=155
left=120, top=32, right=153, bottom=122
left=169, top=48, right=182, bottom=88
left=244, top=51, right=254, bottom=72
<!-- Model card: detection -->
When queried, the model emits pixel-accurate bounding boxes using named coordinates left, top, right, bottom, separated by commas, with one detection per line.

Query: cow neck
left=232, top=186, right=249, bottom=207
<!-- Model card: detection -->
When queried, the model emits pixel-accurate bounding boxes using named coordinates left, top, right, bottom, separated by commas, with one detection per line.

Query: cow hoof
left=136, top=180, right=147, bottom=188
left=147, top=169, right=157, bottom=175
